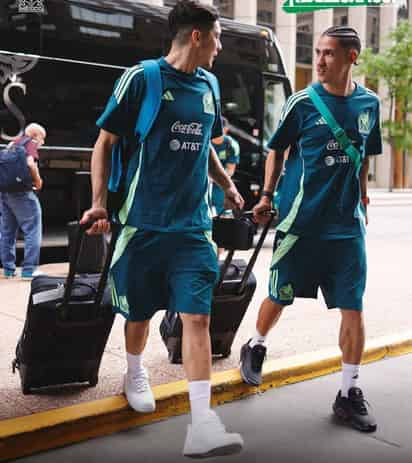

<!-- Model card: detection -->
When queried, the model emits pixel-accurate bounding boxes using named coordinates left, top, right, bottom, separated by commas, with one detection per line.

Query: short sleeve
left=267, top=96, right=302, bottom=151
left=96, top=64, right=145, bottom=137
left=25, top=140, right=39, bottom=161
left=211, top=101, right=223, bottom=139
left=227, top=136, right=240, bottom=164
left=365, top=99, right=383, bottom=156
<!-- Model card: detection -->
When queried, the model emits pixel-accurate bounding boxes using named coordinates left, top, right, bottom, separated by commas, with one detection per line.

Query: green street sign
left=283, top=0, right=385, bottom=13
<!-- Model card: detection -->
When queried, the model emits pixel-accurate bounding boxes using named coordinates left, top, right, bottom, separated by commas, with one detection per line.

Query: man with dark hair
left=81, top=0, right=244, bottom=458
left=240, top=26, right=382, bottom=433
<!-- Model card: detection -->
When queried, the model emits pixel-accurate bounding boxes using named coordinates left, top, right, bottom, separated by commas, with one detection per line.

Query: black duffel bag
left=212, top=212, right=257, bottom=250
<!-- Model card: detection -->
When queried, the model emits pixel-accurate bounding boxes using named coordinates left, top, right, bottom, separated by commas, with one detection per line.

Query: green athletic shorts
left=269, top=232, right=366, bottom=311
left=109, top=227, right=219, bottom=321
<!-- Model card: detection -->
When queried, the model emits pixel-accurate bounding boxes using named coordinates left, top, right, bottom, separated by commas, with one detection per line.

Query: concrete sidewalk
left=368, top=189, right=412, bottom=206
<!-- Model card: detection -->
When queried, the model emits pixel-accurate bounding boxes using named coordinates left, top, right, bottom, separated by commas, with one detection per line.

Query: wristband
left=361, top=196, right=370, bottom=206
left=261, top=190, right=274, bottom=200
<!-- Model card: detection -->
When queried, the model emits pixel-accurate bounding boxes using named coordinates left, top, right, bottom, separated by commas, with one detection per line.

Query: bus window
left=263, top=80, right=288, bottom=146
left=0, top=6, right=41, bottom=55
left=24, top=58, right=122, bottom=148
left=215, top=65, right=261, bottom=134
left=39, top=1, right=164, bottom=67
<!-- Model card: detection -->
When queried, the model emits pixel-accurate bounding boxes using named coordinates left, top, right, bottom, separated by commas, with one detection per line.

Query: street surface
left=13, top=353, right=412, bottom=463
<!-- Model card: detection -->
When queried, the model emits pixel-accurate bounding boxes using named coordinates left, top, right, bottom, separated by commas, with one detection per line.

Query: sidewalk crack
left=0, top=311, right=24, bottom=322
left=371, top=436, right=403, bottom=449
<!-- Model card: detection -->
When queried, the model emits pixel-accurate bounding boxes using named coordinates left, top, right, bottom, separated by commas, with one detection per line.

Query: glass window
left=213, top=64, right=260, bottom=134
left=257, top=0, right=276, bottom=30
left=296, top=13, right=313, bottom=66
left=333, top=7, right=348, bottom=26
left=366, top=7, right=380, bottom=53
left=70, top=4, right=134, bottom=29
left=213, top=0, right=234, bottom=19
left=8, top=57, right=122, bottom=148
left=397, top=0, right=408, bottom=20
left=0, top=3, right=41, bottom=55
left=263, top=80, right=287, bottom=146
left=39, top=3, right=163, bottom=67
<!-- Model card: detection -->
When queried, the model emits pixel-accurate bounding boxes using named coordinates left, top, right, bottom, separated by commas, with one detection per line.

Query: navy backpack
left=0, top=137, right=33, bottom=192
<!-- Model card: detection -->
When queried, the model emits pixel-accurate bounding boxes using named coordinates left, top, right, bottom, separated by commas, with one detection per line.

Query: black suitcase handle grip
left=62, top=221, right=120, bottom=309
left=216, top=210, right=277, bottom=294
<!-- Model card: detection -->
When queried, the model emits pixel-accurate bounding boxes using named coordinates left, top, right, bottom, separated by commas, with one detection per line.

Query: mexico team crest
left=203, top=91, right=215, bottom=115
left=358, top=111, right=371, bottom=135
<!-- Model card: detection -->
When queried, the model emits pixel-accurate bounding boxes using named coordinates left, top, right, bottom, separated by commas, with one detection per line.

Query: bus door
left=213, top=63, right=264, bottom=208
left=262, top=76, right=290, bottom=203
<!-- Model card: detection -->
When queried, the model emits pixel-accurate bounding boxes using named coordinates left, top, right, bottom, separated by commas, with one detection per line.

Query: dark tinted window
left=26, top=58, right=121, bottom=147
left=0, top=2, right=41, bottom=54
left=39, top=1, right=164, bottom=67
left=216, top=31, right=282, bottom=73
left=215, top=64, right=261, bottom=132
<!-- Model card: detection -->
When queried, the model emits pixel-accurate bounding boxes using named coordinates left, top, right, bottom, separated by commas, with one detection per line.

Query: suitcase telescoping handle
left=62, top=220, right=120, bottom=308
left=216, top=210, right=277, bottom=294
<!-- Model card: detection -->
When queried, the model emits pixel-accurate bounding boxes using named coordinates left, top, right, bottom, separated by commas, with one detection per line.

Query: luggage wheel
left=21, top=382, right=31, bottom=395
left=168, top=350, right=182, bottom=364
left=89, top=376, right=98, bottom=387
left=221, top=349, right=231, bottom=359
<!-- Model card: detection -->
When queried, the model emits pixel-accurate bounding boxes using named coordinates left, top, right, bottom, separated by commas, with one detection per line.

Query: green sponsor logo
left=203, top=91, right=215, bottom=115
left=283, top=0, right=389, bottom=14
left=279, top=283, right=294, bottom=301
left=218, top=150, right=227, bottom=161
left=358, top=111, right=371, bottom=134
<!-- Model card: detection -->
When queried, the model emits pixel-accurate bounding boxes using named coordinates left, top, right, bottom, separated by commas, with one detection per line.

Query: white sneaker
left=123, top=368, right=155, bottom=413
left=183, top=410, right=244, bottom=458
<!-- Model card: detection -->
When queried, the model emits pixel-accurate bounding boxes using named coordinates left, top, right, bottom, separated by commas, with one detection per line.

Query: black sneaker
left=333, top=387, right=377, bottom=432
left=239, top=340, right=266, bottom=386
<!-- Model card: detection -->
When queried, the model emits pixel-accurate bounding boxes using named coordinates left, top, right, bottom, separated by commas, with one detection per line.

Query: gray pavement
left=1, top=193, right=412, bottom=420
left=12, top=353, right=412, bottom=463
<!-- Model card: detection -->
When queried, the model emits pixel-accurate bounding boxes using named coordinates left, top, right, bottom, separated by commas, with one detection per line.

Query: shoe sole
left=239, top=346, right=262, bottom=387
left=184, top=442, right=243, bottom=458
left=332, top=405, right=377, bottom=433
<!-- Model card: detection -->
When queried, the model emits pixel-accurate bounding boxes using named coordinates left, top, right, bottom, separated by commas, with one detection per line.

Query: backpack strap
left=13, top=136, right=32, bottom=148
left=307, top=85, right=362, bottom=174
left=134, top=59, right=162, bottom=141
left=108, top=59, right=162, bottom=193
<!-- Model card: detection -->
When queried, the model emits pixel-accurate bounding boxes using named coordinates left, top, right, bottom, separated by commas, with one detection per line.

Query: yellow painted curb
left=1, top=332, right=411, bottom=461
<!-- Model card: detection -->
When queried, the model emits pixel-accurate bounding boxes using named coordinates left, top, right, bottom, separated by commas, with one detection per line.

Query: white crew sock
left=249, top=329, right=267, bottom=348
left=127, top=352, right=145, bottom=375
left=341, top=362, right=360, bottom=397
left=188, top=380, right=211, bottom=425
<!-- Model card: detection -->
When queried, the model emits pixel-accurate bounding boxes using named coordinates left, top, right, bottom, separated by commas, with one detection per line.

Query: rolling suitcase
left=159, top=211, right=276, bottom=364
left=12, top=222, right=118, bottom=394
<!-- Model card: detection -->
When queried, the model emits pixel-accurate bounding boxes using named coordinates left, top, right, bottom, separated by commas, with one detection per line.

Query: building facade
left=150, top=0, right=412, bottom=188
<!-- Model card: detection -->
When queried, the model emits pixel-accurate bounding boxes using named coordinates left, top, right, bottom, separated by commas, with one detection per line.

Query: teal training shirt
left=211, top=134, right=240, bottom=214
left=97, top=57, right=222, bottom=232
left=268, top=82, right=382, bottom=239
